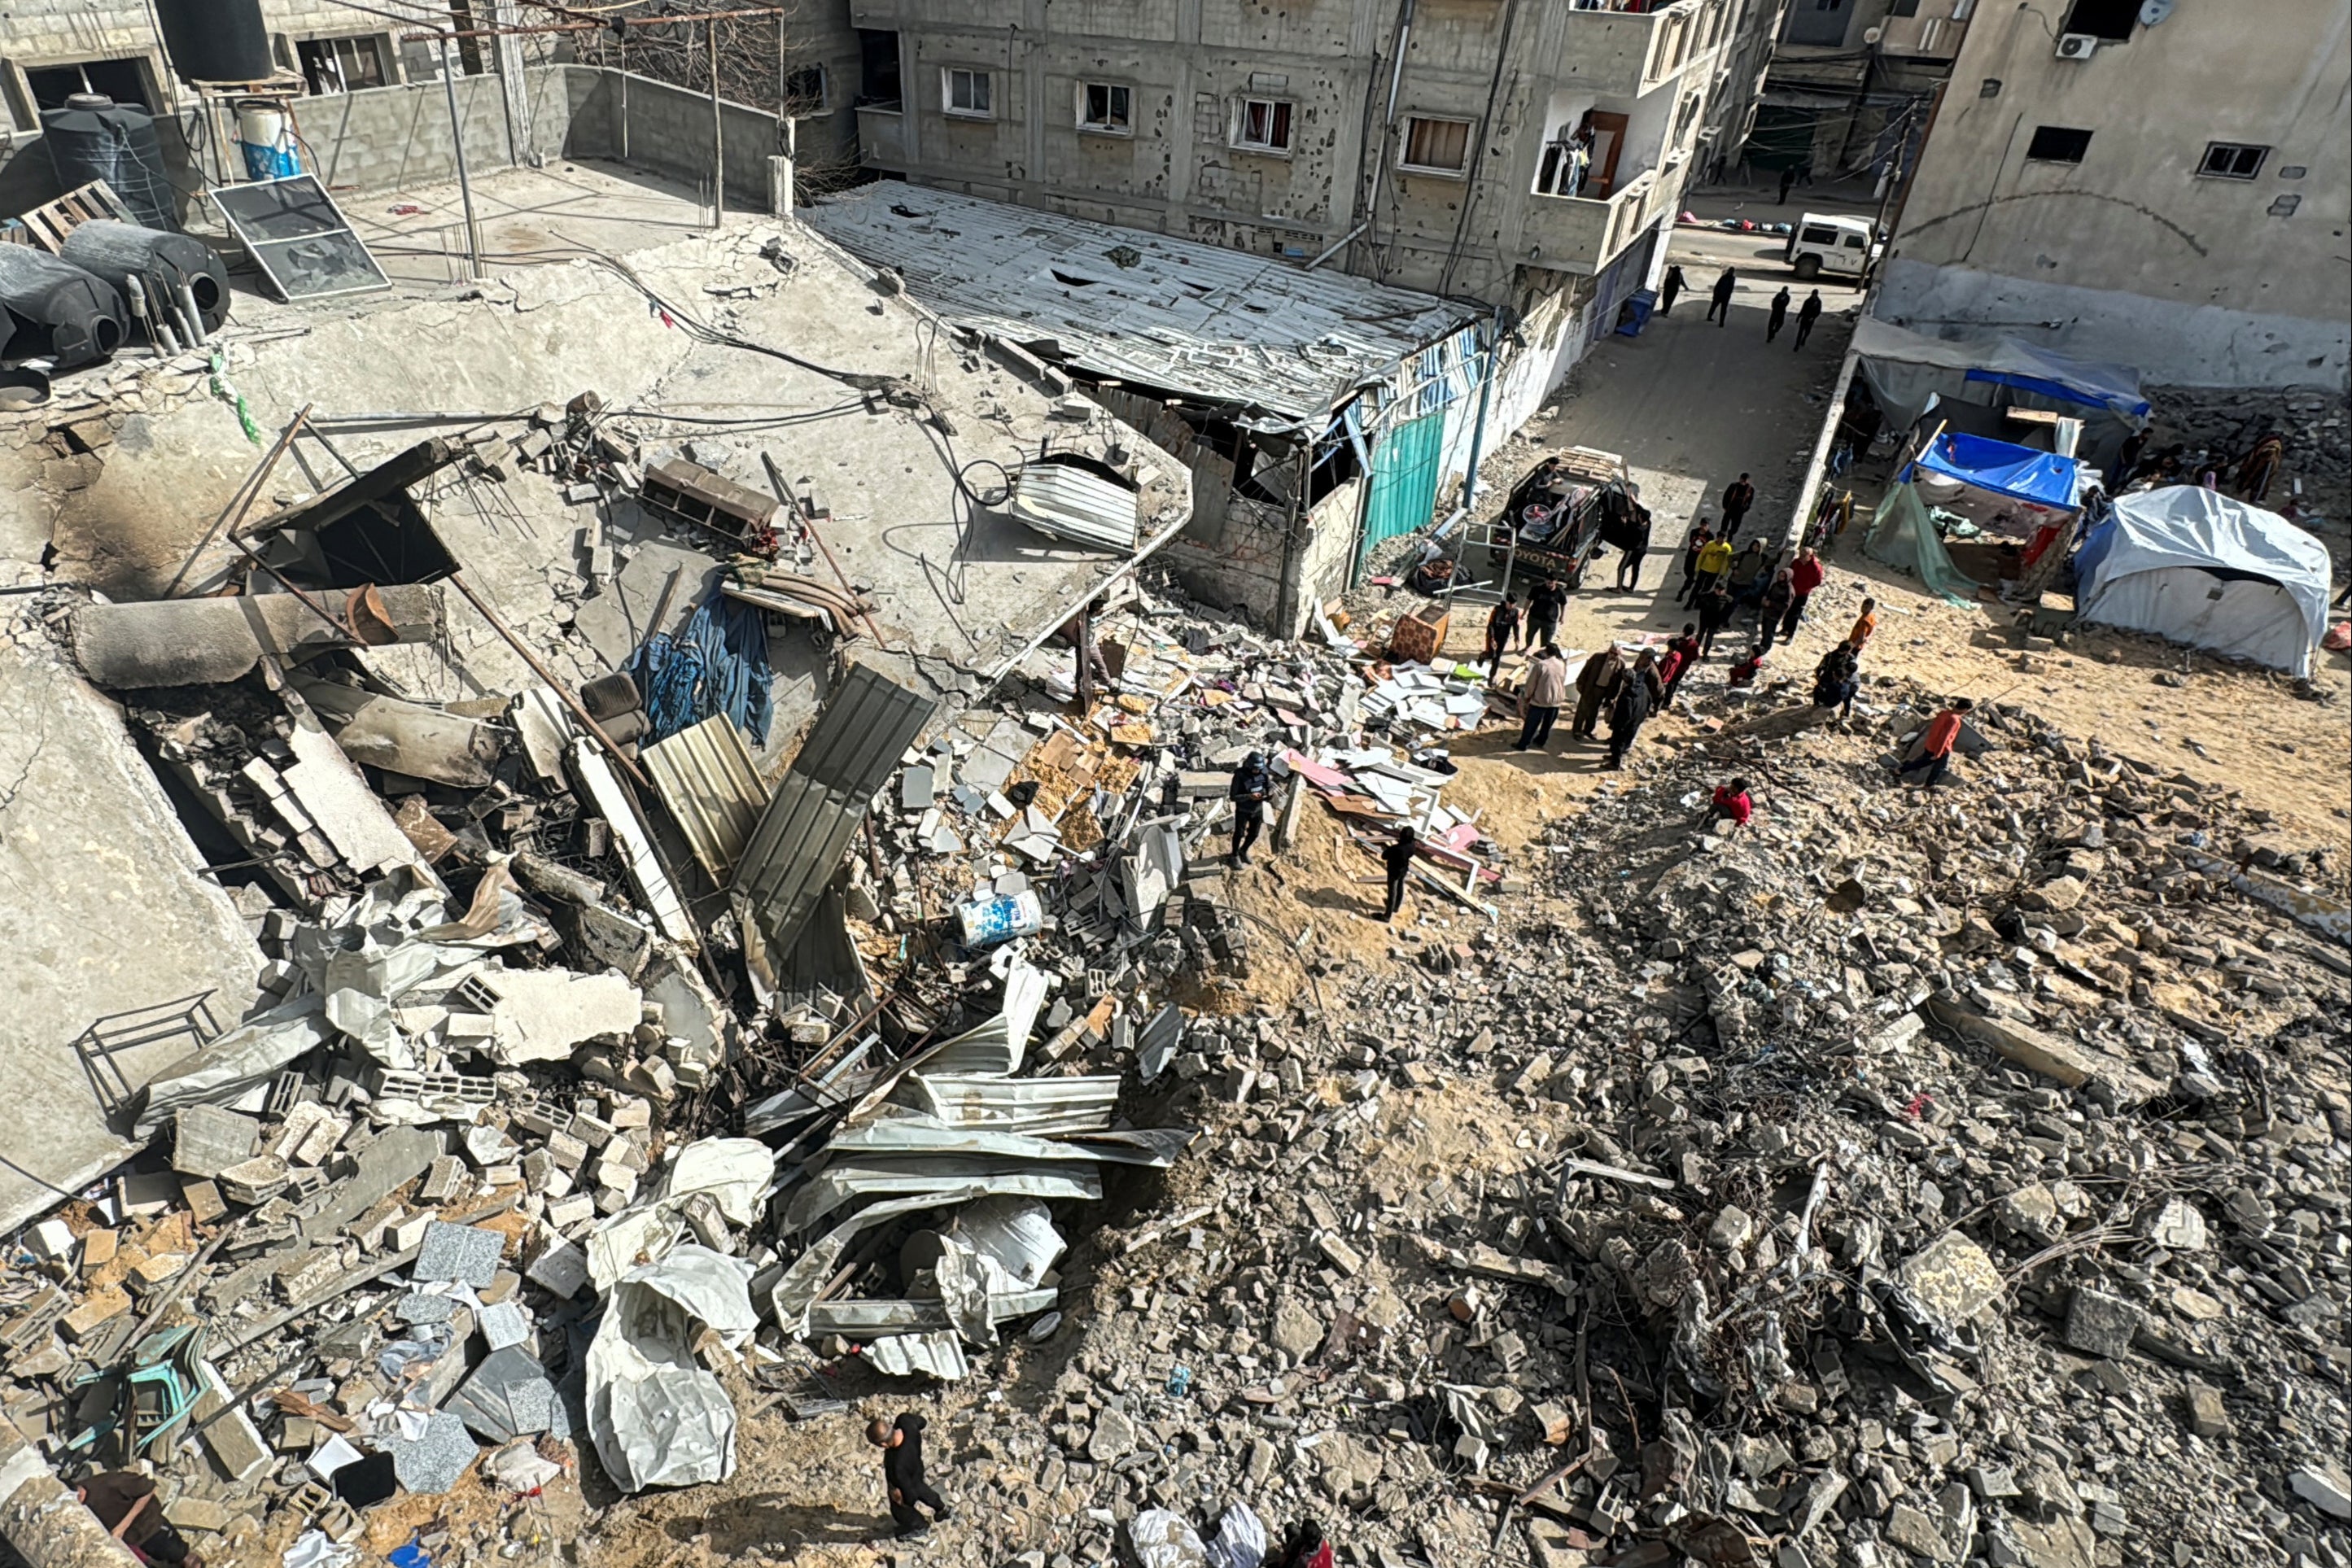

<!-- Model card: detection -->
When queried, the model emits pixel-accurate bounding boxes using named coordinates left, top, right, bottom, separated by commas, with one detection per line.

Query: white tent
left=2073, top=486, right=2332, bottom=677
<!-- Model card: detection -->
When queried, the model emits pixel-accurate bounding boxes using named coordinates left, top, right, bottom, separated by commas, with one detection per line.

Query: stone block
left=2061, top=1288, right=2144, bottom=1360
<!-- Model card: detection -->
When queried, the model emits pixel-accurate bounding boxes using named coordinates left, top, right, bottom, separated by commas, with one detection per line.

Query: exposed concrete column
left=484, top=0, right=534, bottom=168
left=771, top=120, right=797, bottom=216
left=0, top=1435, right=143, bottom=1568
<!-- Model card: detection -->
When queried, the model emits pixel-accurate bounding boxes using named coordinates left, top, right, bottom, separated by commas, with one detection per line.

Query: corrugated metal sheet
left=904, top=1073, right=1120, bottom=1136
left=863, top=1331, right=968, bottom=1380
left=1008, top=461, right=1140, bottom=553
left=643, top=713, right=769, bottom=881
left=733, top=663, right=938, bottom=954
left=806, top=186, right=1473, bottom=422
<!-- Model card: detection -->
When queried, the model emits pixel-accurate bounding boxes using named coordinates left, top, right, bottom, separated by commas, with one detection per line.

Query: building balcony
left=1556, top=0, right=1724, bottom=97
left=856, top=101, right=905, bottom=168
left=1519, top=168, right=1668, bottom=274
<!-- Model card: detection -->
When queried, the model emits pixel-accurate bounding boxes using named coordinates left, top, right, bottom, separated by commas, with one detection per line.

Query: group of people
left=1676, top=530, right=1831, bottom=658
left=2107, top=425, right=2293, bottom=505
left=1656, top=266, right=1823, bottom=349
left=1510, top=641, right=1662, bottom=770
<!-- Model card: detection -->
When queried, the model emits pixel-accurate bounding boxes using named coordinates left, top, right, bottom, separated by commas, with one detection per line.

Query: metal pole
left=440, top=36, right=485, bottom=282
left=1459, top=312, right=1500, bottom=514
left=708, top=16, right=724, bottom=229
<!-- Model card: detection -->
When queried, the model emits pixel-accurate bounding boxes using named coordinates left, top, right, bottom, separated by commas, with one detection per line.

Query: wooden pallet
left=4, top=178, right=136, bottom=251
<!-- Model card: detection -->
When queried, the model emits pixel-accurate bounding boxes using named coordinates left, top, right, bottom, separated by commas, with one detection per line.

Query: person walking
left=1482, top=594, right=1520, bottom=679
left=1703, top=779, right=1753, bottom=829
left=1695, top=580, right=1735, bottom=657
left=1707, top=267, right=1736, bottom=326
left=1766, top=286, right=1790, bottom=343
left=1661, top=624, right=1702, bottom=705
left=1379, top=828, right=1417, bottom=923
left=1226, top=751, right=1273, bottom=866
left=1691, top=531, right=1734, bottom=604
left=1719, top=474, right=1757, bottom=539
left=1812, top=640, right=1860, bottom=719
left=1571, top=645, right=1624, bottom=738
left=1892, top=698, right=1972, bottom=785
left=1847, top=596, right=1880, bottom=652
left=1527, top=575, right=1568, bottom=650
left=1781, top=547, right=1825, bottom=640
left=1615, top=509, right=1650, bottom=590
left=1516, top=644, right=1569, bottom=751
left=1606, top=663, right=1653, bottom=770
left=869, top=1413, right=953, bottom=1540
left=1758, top=566, right=1795, bottom=649
left=1677, top=523, right=1715, bottom=605
left=1659, top=264, right=1687, bottom=316
left=1655, top=640, right=1687, bottom=710
left=1777, top=164, right=1799, bottom=205
left=76, top=1473, right=202, bottom=1568
left=1793, top=289, right=1824, bottom=349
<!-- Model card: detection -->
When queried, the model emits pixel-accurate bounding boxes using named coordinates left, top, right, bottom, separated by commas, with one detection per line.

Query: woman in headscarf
left=2235, top=432, right=2286, bottom=503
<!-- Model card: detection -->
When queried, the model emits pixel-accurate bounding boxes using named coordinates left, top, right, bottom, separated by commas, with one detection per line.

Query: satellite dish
left=1863, top=24, right=1884, bottom=42
left=2139, top=0, right=2173, bottom=23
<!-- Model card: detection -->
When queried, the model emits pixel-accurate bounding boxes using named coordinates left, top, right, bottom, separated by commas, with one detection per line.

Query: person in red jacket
left=1704, top=779, right=1753, bottom=828
left=1894, top=698, right=1972, bottom=786
left=1781, top=548, right=1826, bottom=642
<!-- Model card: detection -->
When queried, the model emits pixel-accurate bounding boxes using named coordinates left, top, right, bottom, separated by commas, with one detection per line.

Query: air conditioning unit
left=2055, top=33, right=2099, bottom=59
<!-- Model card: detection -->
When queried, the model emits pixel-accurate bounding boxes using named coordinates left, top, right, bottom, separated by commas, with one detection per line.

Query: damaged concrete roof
left=805, top=185, right=1478, bottom=423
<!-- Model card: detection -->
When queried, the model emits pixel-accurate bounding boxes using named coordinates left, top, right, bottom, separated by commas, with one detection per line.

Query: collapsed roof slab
left=0, top=639, right=263, bottom=1234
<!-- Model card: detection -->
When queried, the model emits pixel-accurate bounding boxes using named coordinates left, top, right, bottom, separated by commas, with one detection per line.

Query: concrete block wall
left=562, top=67, right=785, bottom=210
left=299, top=69, right=562, bottom=195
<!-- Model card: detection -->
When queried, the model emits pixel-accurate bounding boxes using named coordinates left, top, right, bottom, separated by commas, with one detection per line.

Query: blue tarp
left=1905, top=432, right=2083, bottom=510
left=1961, top=340, right=2150, bottom=419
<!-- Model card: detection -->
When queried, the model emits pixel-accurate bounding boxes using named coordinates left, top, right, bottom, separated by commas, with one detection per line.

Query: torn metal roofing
left=643, top=713, right=769, bottom=881
left=734, top=663, right=938, bottom=955
left=805, top=186, right=1475, bottom=422
left=1009, top=461, right=1141, bottom=553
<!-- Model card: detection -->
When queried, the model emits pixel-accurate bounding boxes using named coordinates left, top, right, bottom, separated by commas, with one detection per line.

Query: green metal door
left=1357, top=407, right=1447, bottom=574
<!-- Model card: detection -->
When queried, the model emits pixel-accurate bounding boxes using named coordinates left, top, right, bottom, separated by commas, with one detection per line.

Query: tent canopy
left=2074, top=485, right=2332, bottom=677
left=1851, top=317, right=2149, bottom=418
left=1906, top=431, right=2083, bottom=510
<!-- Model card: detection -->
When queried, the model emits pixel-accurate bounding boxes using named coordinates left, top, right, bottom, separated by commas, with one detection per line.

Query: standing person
left=1659, top=264, right=1687, bottom=315
left=1677, top=523, right=1715, bottom=606
left=1847, top=596, right=1880, bottom=652
left=1766, top=286, right=1791, bottom=343
left=1661, top=623, right=1703, bottom=705
left=2108, top=427, right=2150, bottom=491
left=1606, top=662, right=1653, bottom=770
left=2235, top=432, right=2286, bottom=502
left=1516, top=644, right=1569, bottom=751
left=1758, top=566, right=1795, bottom=649
left=1379, top=828, right=1417, bottom=923
left=1692, top=531, right=1735, bottom=603
left=1226, top=751, right=1272, bottom=866
left=76, top=1473, right=202, bottom=1568
left=1793, top=289, right=1824, bottom=349
left=1812, top=640, right=1860, bottom=718
left=1571, top=645, right=1624, bottom=738
left=1655, top=640, right=1687, bottom=710
left=1782, top=547, right=1825, bottom=641
left=870, top=1413, right=953, bottom=1539
left=1615, top=509, right=1651, bottom=591
left=1892, top=697, right=1972, bottom=785
left=1527, top=575, right=1568, bottom=651
left=1483, top=594, right=1521, bottom=679
left=1719, top=474, right=1757, bottom=539
left=1703, top=779, right=1753, bottom=828
left=1777, top=164, right=1799, bottom=204
left=1725, top=539, right=1773, bottom=609
left=1631, top=649, right=1663, bottom=705
left=1695, top=579, right=1735, bottom=657
left=1707, top=267, right=1737, bottom=326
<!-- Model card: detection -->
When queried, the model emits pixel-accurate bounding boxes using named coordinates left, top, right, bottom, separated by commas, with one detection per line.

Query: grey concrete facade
left=1748, top=0, right=1965, bottom=181
left=1881, top=1, right=2350, bottom=389
left=845, top=0, right=1736, bottom=313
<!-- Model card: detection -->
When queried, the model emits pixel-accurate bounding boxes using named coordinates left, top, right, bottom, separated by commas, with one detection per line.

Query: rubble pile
left=2144, top=384, right=2351, bottom=524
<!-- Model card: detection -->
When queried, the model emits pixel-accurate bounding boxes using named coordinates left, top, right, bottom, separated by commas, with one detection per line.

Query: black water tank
left=42, top=95, right=178, bottom=229
left=59, top=220, right=233, bottom=336
left=153, top=0, right=276, bottom=87
left=0, top=247, right=126, bottom=369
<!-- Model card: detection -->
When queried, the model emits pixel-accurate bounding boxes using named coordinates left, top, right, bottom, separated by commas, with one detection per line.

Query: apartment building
left=1749, top=0, right=1969, bottom=186
left=1880, top=0, right=2349, bottom=387
left=1695, top=0, right=1789, bottom=180
left=844, top=0, right=1738, bottom=361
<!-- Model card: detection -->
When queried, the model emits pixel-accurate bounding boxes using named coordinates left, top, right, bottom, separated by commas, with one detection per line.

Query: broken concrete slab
left=1926, top=997, right=2162, bottom=1104
left=68, top=586, right=448, bottom=689
left=415, top=1222, right=505, bottom=1287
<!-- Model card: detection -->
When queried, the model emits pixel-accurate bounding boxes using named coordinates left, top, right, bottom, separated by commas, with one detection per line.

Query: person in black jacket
left=1615, top=511, right=1651, bottom=591
left=869, top=1413, right=953, bottom=1539
left=1228, top=752, right=1273, bottom=865
left=1379, top=828, right=1418, bottom=923
left=1659, top=264, right=1687, bottom=316
left=1606, top=668, right=1652, bottom=770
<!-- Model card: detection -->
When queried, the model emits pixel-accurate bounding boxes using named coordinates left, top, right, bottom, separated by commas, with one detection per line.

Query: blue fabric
left=1962, top=338, right=2150, bottom=418
left=1905, top=431, right=2083, bottom=509
left=627, top=587, right=773, bottom=746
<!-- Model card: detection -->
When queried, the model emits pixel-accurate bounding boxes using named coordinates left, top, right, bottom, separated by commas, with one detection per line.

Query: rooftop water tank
left=153, top=0, right=277, bottom=86
left=42, top=95, right=177, bottom=230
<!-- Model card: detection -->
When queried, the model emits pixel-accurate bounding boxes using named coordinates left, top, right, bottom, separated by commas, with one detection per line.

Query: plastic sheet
left=1863, top=485, right=1979, bottom=606
left=586, top=1244, right=758, bottom=1491
left=1129, top=1509, right=1207, bottom=1568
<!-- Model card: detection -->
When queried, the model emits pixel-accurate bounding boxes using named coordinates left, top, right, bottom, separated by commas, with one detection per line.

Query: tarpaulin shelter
left=1903, top=431, right=2085, bottom=510
left=1851, top=316, right=2148, bottom=470
left=2074, top=485, right=2332, bottom=677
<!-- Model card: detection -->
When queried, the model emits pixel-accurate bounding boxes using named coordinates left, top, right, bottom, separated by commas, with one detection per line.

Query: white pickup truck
left=1786, top=213, right=1881, bottom=282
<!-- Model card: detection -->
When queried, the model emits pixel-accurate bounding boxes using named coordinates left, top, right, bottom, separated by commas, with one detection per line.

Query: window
left=297, top=35, right=388, bottom=95
left=2063, top=0, right=2138, bottom=39
left=2025, top=124, right=2092, bottom=164
left=1233, top=96, right=1294, bottom=154
left=943, top=66, right=992, bottom=118
left=1400, top=116, right=1471, bottom=174
left=1783, top=0, right=1851, bottom=46
left=856, top=28, right=902, bottom=107
left=783, top=64, right=828, bottom=112
left=2197, top=142, right=2268, bottom=181
left=1800, top=223, right=1841, bottom=244
left=1078, top=81, right=1130, bottom=134
left=23, top=57, right=151, bottom=111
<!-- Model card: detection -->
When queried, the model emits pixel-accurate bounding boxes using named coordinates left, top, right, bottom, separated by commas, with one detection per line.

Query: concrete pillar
left=0, top=1435, right=144, bottom=1568
left=769, top=154, right=794, bottom=218
left=484, top=0, right=532, bottom=168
